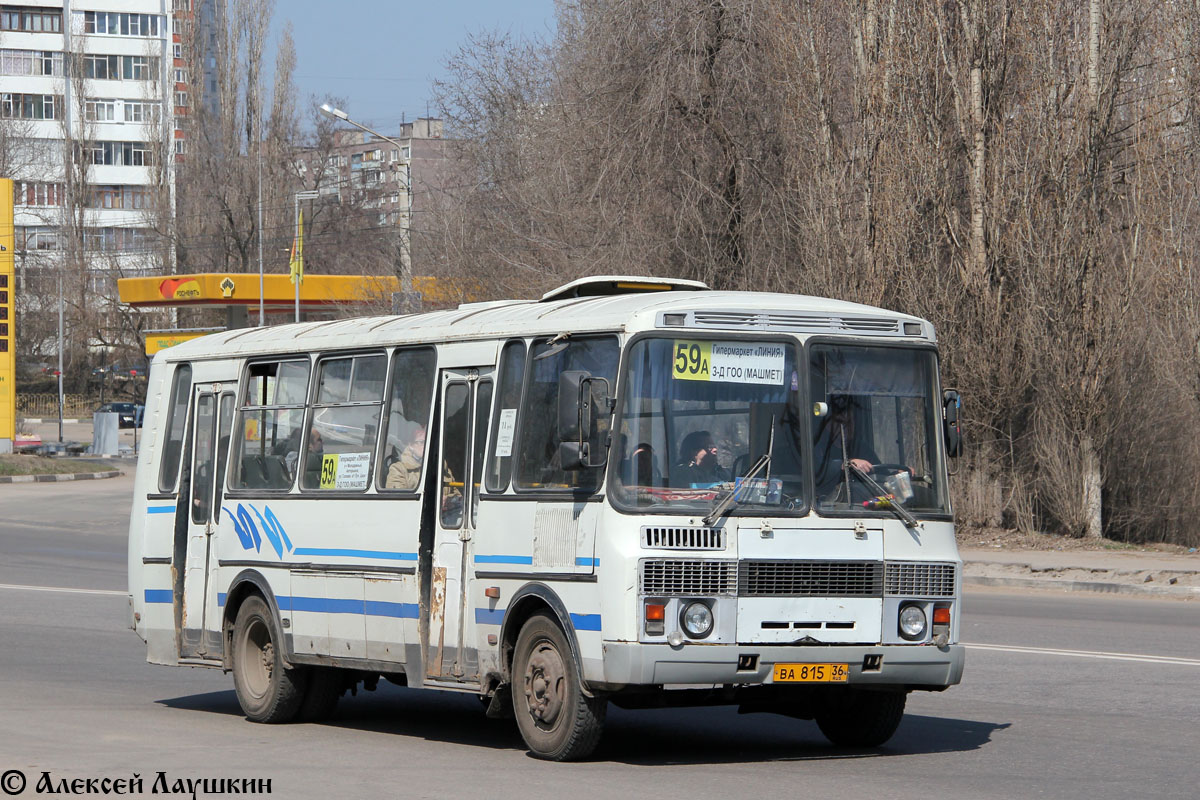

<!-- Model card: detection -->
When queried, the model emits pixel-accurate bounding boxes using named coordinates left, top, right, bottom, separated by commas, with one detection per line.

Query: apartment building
left=300, top=117, right=447, bottom=282
left=1, top=0, right=174, bottom=285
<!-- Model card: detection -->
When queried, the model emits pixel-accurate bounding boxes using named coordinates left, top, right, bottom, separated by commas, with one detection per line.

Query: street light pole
left=318, top=103, right=415, bottom=310
left=292, top=190, right=319, bottom=323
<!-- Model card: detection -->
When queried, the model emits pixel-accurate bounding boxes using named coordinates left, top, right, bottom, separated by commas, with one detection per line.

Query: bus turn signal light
left=932, top=607, right=951, bottom=625
left=645, top=603, right=666, bottom=636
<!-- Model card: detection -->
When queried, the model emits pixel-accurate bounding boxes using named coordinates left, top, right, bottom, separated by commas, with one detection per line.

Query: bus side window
left=485, top=340, right=526, bottom=493
left=157, top=363, right=192, bottom=493
left=232, top=359, right=310, bottom=491
left=378, top=347, right=437, bottom=492
left=301, top=353, right=387, bottom=491
left=514, top=336, right=618, bottom=493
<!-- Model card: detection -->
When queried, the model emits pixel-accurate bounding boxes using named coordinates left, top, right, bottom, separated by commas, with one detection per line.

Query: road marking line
left=0, top=582, right=126, bottom=597
left=966, top=642, right=1200, bottom=667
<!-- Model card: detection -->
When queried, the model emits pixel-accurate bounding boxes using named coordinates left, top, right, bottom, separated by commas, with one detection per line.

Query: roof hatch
left=539, top=275, right=709, bottom=303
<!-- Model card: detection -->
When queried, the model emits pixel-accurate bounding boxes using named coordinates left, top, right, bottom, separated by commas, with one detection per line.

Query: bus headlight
left=898, top=604, right=927, bottom=641
left=680, top=601, right=714, bottom=639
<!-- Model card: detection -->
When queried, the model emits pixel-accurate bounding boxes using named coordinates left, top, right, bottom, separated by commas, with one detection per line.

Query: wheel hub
left=523, top=641, right=566, bottom=727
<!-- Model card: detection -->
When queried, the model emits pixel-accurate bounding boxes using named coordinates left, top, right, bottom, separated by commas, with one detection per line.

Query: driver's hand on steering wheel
left=849, top=458, right=873, bottom=472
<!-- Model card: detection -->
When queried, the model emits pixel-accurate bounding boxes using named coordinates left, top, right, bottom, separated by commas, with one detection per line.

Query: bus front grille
left=737, top=560, right=884, bottom=597
left=642, top=526, right=726, bottom=550
left=884, top=562, right=957, bottom=597
left=639, top=560, right=738, bottom=596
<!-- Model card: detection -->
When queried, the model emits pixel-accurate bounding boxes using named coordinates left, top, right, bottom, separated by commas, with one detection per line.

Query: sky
left=271, top=0, right=558, bottom=132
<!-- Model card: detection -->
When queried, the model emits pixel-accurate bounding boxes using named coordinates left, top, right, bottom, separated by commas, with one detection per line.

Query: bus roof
left=155, top=284, right=933, bottom=363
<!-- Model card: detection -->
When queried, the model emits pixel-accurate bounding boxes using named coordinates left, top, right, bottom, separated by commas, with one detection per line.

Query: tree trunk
left=1082, top=434, right=1103, bottom=539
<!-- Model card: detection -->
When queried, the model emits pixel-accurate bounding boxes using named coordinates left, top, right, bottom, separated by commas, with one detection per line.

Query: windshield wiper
left=703, top=422, right=774, bottom=527
left=847, top=463, right=920, bottom=529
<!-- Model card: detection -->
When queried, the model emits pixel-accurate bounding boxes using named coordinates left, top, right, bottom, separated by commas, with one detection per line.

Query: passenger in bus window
left=301, top=427, right=325, bottom=488
left=384, top=424, right=426, bottom=490
left=673, top=430, right=731, bottom=488
left=621, top=440, right=661, bottom=486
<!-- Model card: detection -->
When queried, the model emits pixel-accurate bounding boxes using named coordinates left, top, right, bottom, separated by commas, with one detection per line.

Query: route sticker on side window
left=319, top=451, right=371, bottom=490
left=672, top=340, right=786, bottom=385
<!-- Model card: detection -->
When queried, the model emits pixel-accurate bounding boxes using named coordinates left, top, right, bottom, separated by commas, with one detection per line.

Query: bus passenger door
left=180, top=385, right=233, bottom=659
left=425, top=367, right=493, bottom=682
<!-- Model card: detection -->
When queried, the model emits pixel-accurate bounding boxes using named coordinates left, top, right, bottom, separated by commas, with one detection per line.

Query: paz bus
left=127, top=276, right=965, bottom=760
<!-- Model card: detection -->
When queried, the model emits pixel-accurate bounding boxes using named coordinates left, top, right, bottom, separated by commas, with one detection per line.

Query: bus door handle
left=459, top=528, right=472, bottom=542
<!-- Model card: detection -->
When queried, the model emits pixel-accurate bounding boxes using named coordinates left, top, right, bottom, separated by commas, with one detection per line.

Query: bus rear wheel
left=814, top=688, right=906, bottom=747
left=231, top=595, right=306, bottom=723
left=511, top=613, right=606, bottom=761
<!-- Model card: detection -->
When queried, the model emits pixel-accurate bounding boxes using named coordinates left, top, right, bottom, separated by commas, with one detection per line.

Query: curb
left=964, top=574, right=1200, bottom=600
left=0, top=470, right=123, bottom=484
left=20, top=418, right=84, bottom=424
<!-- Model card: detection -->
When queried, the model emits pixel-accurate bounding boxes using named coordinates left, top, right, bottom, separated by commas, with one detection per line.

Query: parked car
left=96, top=402, right=143, bottom=429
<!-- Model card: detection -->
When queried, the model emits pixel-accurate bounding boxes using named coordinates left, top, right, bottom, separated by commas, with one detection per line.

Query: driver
left=813, top=395, right=879, bottom=497
left=673, top=430, right=731, bottom=488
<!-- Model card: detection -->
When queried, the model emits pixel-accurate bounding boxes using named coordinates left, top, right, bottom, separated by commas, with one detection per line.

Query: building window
left=1, top=7, right=62, bottom=33
left=88, top=185, right=151, bottom=209
left=84, top=11, right=161, bottom=38
left=84, top=54, right=159, bottom=82
left=173, top=43, right=182, bottom=59
left=0, top=49, right=63, bottom=77
left=15, top=182, right=62, bottom=207
left=85, top=99, right=116, bottom=122
left=124, top=101, right=160, bottom=123
left=1, top=93, right=59, bottom=120
left=174, top=91, right=188, bottom=108
left=174, top=67, right=186, bottom=83
left=79, top=141, right=156, bottom=167
left=16, top=226, right=63, bottom=251
left=174, top=139, right=186, bottom=155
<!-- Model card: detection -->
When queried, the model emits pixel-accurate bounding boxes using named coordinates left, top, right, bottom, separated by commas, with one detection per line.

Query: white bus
left=128, top=276, right=965, bottom=760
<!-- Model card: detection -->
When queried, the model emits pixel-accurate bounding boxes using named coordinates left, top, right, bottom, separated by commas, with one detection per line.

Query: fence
left=16, top=393, right=94, bottom=419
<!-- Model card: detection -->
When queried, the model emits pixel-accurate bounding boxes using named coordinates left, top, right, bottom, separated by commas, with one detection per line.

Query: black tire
left=298, top=667, right=343, bottom=722
left=231, top=595, right=307, bottom=723
left=511, top=612, right=606, bottom=761
left=815, top=689, right=907, bottom=747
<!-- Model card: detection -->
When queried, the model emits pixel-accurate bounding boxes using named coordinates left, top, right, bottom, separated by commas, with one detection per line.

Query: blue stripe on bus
left=575, top=557, right=599, bottom=567
left=291, top=548, right=418, bottom=561
left=217, top=593, right=227, bottom=607
left=146, top=506, right=175, bottom=515
left=473, top=554, right=534, bottom=565
left=281, top=595, right=419, bottom=619
left=475, top=607, right=505, bottom=625
left=570, top=613, right=602, bottom=631
left=144, top=589, right=172, bottom=603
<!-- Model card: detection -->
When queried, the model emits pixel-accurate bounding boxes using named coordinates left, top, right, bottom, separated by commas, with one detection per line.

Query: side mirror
left=558, top=371, right=591, bottom=443
left=943, top=388, right=963, bottom=458
left=557, top=370, right=612, bottom=471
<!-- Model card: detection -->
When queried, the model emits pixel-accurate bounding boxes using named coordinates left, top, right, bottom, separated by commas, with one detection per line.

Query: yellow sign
left=319, top=453, right=339, bottom=489
left=144, top=331, right=211, bottom=355
left=0, top=177, right=14, bottom=448
left=672, top=340, right=712, bottom=381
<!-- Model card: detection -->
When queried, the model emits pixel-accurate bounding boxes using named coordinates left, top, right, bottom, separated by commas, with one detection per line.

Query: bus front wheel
left=511, top=613, right=606, bottom=761
left=231, top=595, right=306, bottom=723
left=814, top=688, right=906, bottom=747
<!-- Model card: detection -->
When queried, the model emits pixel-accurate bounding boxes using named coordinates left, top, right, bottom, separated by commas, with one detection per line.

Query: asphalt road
left=1, top=474, right=1198, bottom=799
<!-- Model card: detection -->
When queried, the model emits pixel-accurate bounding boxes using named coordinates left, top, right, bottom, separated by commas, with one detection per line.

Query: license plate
left=772, top=663, right=848, bottom=683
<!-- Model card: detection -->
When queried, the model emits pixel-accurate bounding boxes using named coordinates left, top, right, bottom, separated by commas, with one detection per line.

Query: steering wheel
left=868, top=463, right=909, bottom=478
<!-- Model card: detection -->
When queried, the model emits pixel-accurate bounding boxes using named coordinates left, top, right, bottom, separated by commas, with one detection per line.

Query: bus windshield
left=809, top=344, right=949, bottom=516
left=612, top=337, right=808, bottom=514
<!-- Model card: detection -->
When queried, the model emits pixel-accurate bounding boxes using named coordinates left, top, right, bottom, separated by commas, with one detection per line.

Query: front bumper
left=599, top=642, right=965, bottom=689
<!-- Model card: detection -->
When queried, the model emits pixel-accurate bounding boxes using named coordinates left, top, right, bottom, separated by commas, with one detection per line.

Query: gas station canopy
left=117, top=273, right=445, bottom=310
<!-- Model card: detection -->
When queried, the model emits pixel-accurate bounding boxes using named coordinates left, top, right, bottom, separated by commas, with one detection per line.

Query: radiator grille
left=884, top=562, right=957, bottom=597
left=640, top=560, right=738, bottom=596
left=738, top=560, right=884, bottom=597
left=642, top=526, right=725, bottom=550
